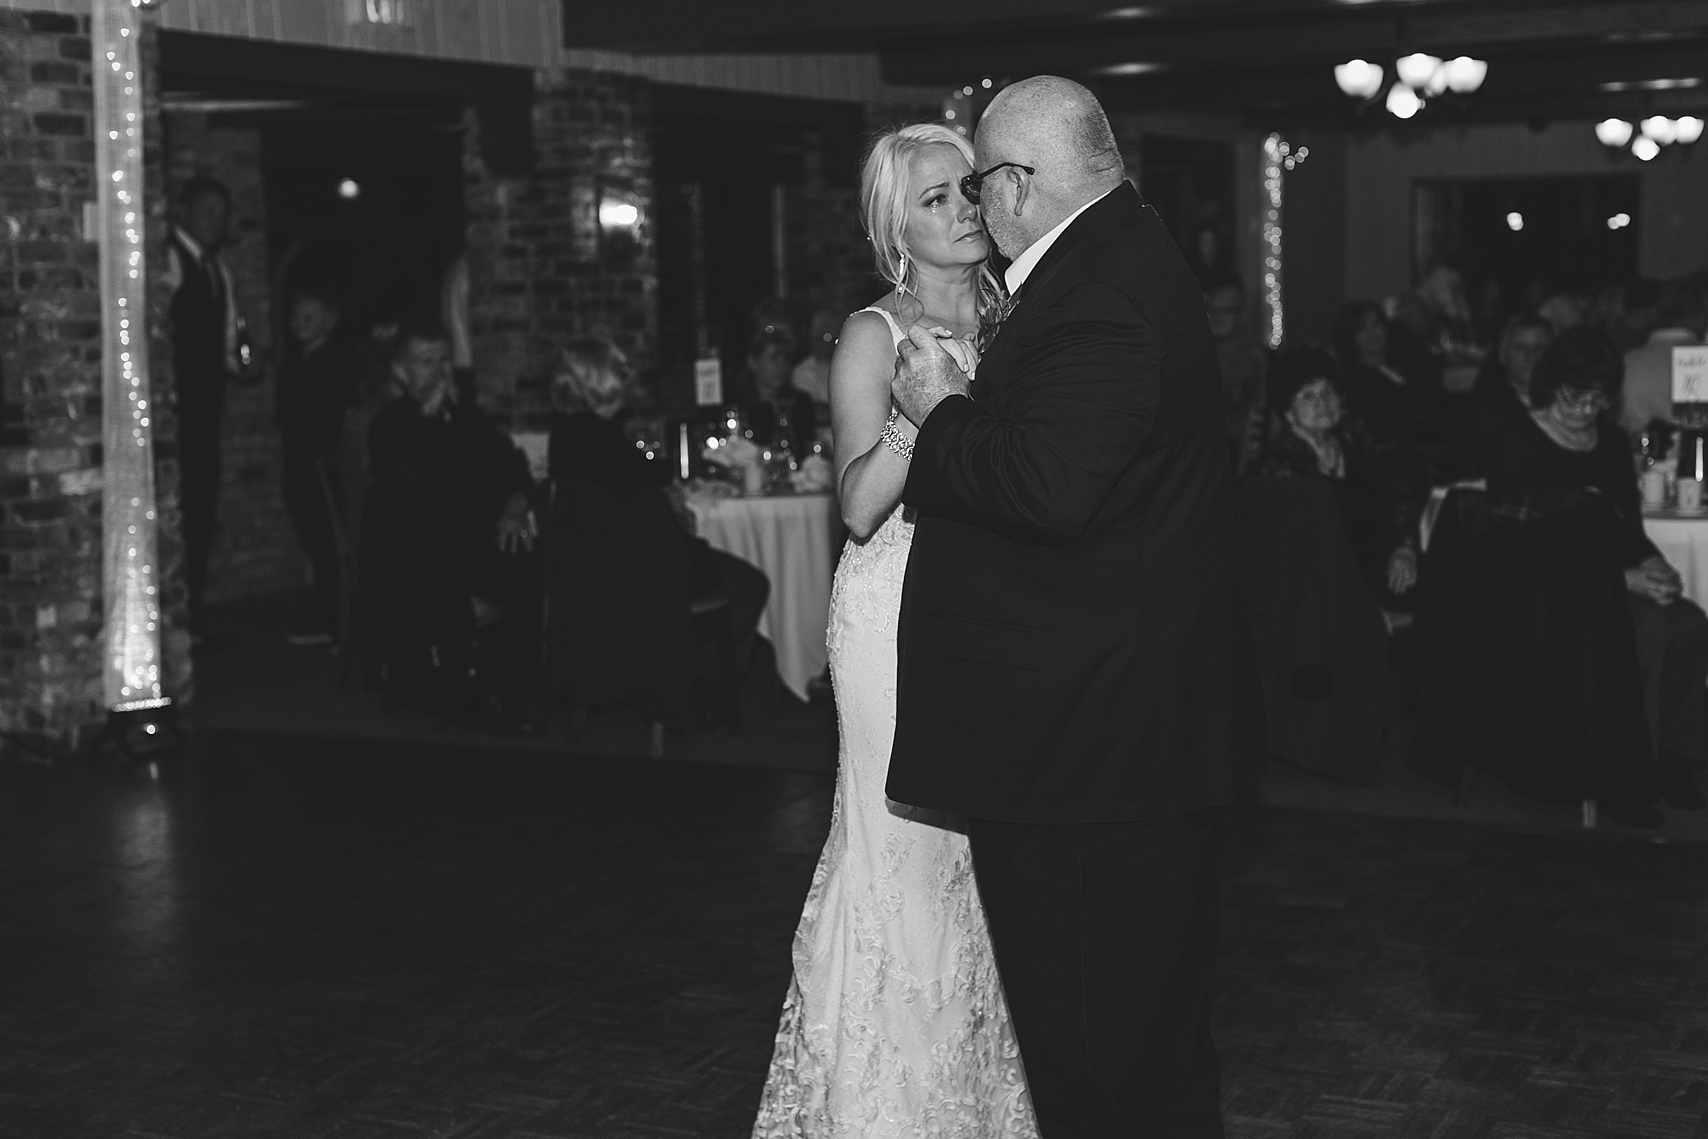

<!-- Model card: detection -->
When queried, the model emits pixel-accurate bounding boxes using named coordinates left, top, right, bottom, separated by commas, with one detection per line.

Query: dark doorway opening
left=263, top=118, right=466, bottom=336
left=653, top=85, right=864, bottom=402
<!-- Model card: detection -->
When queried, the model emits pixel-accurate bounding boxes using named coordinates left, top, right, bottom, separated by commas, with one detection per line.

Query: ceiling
left=565, top=0, right=1708, bottom=126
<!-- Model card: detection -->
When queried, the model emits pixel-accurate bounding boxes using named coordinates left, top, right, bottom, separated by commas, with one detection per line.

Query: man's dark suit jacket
left=887, top=181, right=1245, bottom=824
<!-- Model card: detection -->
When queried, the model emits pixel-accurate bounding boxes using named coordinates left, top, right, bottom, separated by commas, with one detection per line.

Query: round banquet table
left=689, top=491, right=844, bottom=701
left=1644, top=508, right=1708, bottom=606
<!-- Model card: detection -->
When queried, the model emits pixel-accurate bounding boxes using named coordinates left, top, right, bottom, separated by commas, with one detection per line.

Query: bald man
left=887, top=77, right=1248, bottom=1137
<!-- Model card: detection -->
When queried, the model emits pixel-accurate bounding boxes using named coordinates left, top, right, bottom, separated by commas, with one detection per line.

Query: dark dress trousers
left=167, top=230, right=231, bottom=628
left=890, top=182, right=1248, bottom=1138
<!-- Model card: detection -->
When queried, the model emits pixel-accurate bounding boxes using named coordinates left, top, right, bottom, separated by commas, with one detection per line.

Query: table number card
left=1673, top=345, right=1708, bottom=404
left=695, top=357, right=724, bottom=406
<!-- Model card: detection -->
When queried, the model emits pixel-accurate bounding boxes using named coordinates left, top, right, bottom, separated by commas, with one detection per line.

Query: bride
left=751, top=123, right=1037, bottom=1137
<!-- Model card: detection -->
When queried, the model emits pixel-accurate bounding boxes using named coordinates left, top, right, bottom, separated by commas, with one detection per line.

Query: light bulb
left=1595, top=118, right=1634, bottom=148
left=337, top=178, right=360, bottom=199
left=1395, top=53, right=1442, bottom=89
left=1640, top=115, right=1677, bottom=144
left=1333, top=59, right=1383, bottom=99
left=1606, top=213, right=1631, bottom=230
left=1442, top=57, right=1488, bottom=94
left=1386, top=81, right=1422, bottom=120
left=1505, top=212, right=1524, bottom=232
left=1675, top=116, right=1704, bottom=144
left=1632, top=136, right=1661, bottom=161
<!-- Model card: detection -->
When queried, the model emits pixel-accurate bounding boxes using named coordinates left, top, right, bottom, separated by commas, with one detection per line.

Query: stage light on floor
left=1505, top=211, right=1524, bottom=232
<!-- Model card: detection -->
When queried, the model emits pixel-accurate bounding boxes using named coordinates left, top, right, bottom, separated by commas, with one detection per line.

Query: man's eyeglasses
left=960, top=162, right=1036, bottom=204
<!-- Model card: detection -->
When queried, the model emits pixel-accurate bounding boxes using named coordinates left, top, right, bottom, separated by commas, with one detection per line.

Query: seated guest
left=1457, top=314, right=1553, bottom=474
left=550, top=338, right=769, bottom=679
left=1332, top=299, right=1448, bottom=479
left=1204, top=275, right=1267, bottom=476
left=1617, top=278, right=1707, bottom=438
left=1260, top=347, right=1421, bottom=613
left=362, top=320, right=538, bottom=728
left=1487, top=326, right=1708, bottom=819
left=737, top=325, right=816, bottom=456
left=276, top=283, right=362, bottom=644
left=790, top=310, right=838, bottom=415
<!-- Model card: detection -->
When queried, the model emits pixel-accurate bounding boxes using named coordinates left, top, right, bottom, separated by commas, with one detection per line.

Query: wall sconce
left=597, top=186, right=643, bottom=257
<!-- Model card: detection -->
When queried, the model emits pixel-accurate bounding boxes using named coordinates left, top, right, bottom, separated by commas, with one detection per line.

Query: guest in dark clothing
left=1260, top=347, right=1422, bottom=612
left=1486, top=326, right=1708, bottom=821
left=737, top=325, right=816, bottom=457
left=1457, top=314, right=1553, bottom=476
left=363, top=320, right=539, bottom=728
left=165, top=177, right=243, bottom=638
left=551, top=338, right=769, bottom=676
left=1332, top=300, right=1447, bottom=482
left=276, top=286, right=362, bottom=642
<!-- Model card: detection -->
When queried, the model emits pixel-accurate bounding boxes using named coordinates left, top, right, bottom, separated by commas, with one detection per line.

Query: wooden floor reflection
left=2, top=733, right=1704, bottom=1138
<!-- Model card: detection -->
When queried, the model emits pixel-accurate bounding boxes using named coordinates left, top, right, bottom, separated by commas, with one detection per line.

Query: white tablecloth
left=690, top=492, right=842, bottom=700
left=1645, top=512, right=1708, bottom=606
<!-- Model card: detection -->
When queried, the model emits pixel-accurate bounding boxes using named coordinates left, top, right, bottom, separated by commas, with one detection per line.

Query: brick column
left=0, top=11, right=187, bottom=751
left=463, top=69, right=658, bottom=423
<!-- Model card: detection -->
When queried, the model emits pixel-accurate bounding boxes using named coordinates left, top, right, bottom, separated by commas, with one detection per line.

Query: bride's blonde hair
left=860, top=122, right=1005, bottom=346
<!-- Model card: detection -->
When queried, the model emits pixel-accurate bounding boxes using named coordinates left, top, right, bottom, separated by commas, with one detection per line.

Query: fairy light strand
left=96, top=0, right=165, bottom=706
left=1261, top=132, right=1285, bottom=349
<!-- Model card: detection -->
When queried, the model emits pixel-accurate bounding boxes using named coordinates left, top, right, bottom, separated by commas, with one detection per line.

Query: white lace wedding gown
left=751, top=308, right=1037, bottom=1139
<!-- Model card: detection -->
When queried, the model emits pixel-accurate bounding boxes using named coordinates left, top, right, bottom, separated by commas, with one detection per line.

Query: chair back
left=544, top=479, right=693, bottom=727
left=1233, top=475, right=1392, bottom=784
left=1409, top=489, right=1655, bottom=803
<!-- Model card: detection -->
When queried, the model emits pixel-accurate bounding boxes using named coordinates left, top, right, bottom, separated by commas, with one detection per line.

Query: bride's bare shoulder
left=834, top=309, right=899, bottom=367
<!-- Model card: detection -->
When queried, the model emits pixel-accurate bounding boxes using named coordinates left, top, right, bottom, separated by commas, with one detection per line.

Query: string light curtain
left=1260, top=133, right=1285, bottom=349
left=95, top=0, right=165, bottom=710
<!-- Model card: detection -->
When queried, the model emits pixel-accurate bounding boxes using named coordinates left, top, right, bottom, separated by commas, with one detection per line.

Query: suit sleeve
left=903, top=281, right=1158, bottom=544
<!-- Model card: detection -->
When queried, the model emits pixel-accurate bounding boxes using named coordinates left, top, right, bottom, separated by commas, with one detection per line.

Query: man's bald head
left=973, top=76, right=1125, bottom=258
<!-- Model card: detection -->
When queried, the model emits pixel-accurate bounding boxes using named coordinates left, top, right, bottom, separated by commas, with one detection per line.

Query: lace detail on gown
left=751, top=308, right=1037, bottom=1139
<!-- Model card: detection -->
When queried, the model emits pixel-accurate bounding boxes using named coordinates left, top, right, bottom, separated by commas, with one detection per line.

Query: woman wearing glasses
left=750, top=122, right=1037, bottom=1138
left=1486, top=326, right=1708, bottom=826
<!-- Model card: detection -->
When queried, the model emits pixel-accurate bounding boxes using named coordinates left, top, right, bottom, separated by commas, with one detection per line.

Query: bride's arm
left=833, top=311, right=917, bottom=540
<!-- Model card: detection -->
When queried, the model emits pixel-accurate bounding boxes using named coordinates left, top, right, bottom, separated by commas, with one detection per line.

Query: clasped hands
left=1627, top=555, right=1683, bottom=606
left=892, top=323, right=974, bottom=428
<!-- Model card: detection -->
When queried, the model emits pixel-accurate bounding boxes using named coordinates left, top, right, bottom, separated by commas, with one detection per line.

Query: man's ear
left=1010, top=169, right=1031, bottom=218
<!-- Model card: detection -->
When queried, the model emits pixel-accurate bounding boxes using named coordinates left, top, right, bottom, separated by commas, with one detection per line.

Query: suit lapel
left=974, top=183, right=1145, bottom=406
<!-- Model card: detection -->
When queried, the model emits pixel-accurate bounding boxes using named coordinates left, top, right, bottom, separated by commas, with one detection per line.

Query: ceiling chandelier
left=1334, top=53, right=1487, bottom=120
left=1595, top=115, right=1704, bottom=161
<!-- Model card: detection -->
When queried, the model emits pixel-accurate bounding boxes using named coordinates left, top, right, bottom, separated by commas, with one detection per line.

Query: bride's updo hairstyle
left=860, top=122, right=1005, bottom=343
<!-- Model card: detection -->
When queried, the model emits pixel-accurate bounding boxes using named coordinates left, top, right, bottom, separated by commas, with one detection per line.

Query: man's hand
left=892, top=323, right=971, bottom=428
left=496, top=492, right=537, bottom=554
left=1386, top=545, right=1419, bottom=596
left=1626, top=555, right=1682, bottom=606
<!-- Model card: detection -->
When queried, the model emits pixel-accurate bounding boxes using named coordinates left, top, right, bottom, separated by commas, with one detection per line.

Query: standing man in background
left=164, top=176, right=248, bottom=642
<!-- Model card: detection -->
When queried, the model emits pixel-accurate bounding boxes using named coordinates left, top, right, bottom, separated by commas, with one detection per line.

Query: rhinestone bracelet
left=880, top=409, right=914, bottom=463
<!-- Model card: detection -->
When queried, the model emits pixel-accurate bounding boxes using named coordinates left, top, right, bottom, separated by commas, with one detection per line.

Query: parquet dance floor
left=2, top=732, right=1704, bottom=1138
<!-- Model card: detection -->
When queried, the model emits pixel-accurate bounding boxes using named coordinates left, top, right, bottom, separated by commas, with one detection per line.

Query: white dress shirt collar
left=172, top=224, right=207, bottom=264
left=1003, top=185, right=1117, bottom=296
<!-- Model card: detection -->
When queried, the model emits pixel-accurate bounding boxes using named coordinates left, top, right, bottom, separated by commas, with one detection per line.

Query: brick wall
left=464, top=69, right=658, bottom=425
left=162, top=111, right=297, bottom=604
left=0, top=11, right=189, bottom=747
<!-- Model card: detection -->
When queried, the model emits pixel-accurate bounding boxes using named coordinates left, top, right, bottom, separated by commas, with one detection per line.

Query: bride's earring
left=898, top=251, right=912, bottom=294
